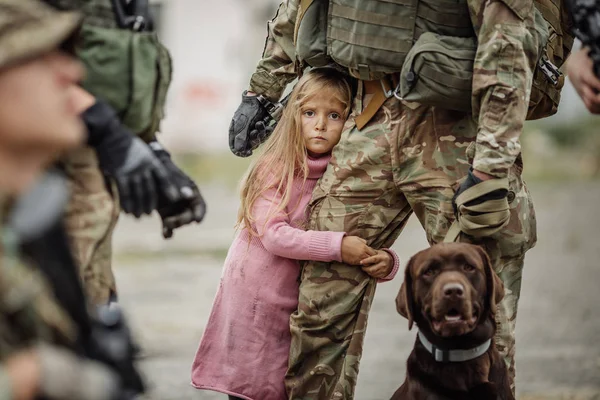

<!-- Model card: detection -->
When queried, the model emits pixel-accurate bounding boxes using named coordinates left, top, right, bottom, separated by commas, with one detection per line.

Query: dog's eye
left=423, top=268, right=437, bottom=277
left=463, top=264, right=476, bottom=272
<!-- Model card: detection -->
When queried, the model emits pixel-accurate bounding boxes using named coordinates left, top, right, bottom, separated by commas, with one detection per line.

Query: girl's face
left=300, top=92, right=346, bottom=157
left=0, top=50, right=86, bottom=157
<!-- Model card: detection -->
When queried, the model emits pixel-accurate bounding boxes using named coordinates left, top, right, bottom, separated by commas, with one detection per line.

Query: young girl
left=190, top=69, right=400, bottom=400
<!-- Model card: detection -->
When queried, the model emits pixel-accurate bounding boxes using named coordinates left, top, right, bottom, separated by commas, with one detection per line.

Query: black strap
left=110, top=0, right=153, bottom=31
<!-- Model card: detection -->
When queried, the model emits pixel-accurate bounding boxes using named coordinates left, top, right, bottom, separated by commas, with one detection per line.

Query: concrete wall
left=152, top=0, right=279, bottom=153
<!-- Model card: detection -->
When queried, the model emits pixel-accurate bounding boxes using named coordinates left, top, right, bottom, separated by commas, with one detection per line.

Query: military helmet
left=0, top=0, right=82, bottom=70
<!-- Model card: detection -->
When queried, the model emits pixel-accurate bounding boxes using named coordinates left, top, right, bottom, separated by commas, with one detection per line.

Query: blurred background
left=112, top=1, right=600, bottom=399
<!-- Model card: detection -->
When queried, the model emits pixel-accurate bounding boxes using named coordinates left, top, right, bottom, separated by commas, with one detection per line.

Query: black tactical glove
left=149, top=141, right=207, bottom=238
left=84, top=100, right=181, bottom=218
left=229, top=91, right=272, bottom=157
left=452, top=168, right=508, bottom=217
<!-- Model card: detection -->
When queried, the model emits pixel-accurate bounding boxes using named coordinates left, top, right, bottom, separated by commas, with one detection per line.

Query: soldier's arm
left=248, top=0, right=299, bottom=102
left=467, top=0, right=540, bottom=179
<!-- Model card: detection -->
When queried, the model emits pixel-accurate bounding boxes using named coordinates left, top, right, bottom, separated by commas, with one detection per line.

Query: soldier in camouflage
left=41, top=0, right=207, bottom=305
left=230, top=0, right=547, bottom=398
left=0, top=1, right=122, bottom=398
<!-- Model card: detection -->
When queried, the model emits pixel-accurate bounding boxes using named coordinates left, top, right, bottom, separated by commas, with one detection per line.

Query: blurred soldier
left=231, top=0, right=573, bottom=398
left=0, top=1, right=126, bottom=398
left=42, top=0, right=207, bottom=305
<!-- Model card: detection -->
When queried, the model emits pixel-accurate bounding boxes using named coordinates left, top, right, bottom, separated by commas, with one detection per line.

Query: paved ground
left=112, top=181, right=600, bottom=400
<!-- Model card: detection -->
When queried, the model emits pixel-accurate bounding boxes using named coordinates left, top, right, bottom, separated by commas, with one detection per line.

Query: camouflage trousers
left=61, top=147, right=120, bottom=306
left=285, top=83, right=537, bottom=399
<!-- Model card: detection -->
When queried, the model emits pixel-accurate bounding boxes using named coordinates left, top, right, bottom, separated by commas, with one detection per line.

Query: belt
left=355, top=73, right=400, bottom=130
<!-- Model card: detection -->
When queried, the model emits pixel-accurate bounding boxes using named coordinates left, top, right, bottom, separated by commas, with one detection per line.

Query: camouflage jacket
left=0, top=195, right=76, bottom=398
left=249, top=0, right=541, bottom=178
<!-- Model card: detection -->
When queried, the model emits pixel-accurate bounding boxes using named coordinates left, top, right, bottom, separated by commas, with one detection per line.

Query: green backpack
left=76, top=0, right=172, bottom=141
left=294, top=0, right=574, bottom=121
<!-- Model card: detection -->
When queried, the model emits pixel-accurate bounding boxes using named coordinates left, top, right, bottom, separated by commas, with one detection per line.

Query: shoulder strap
left=294, top=0, right=317, bottom=44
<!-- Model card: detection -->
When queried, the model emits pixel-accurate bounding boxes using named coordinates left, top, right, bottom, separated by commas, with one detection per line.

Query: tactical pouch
left=399, top=32, right=476, bottom=112
left=77, top=24, right=172, bottom=141
left=526, top=0, right=574, bottom=120
left=399, top=6, right=553, bottom=118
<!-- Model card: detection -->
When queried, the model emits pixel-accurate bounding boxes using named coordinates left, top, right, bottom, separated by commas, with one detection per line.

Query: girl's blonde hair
left=237, top=68, right=352, bottom=236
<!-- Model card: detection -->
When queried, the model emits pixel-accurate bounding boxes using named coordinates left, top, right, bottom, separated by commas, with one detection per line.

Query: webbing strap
left=330, top=2, right=413, bottom=29
left=444, top=178, right=511, bottom=243
left=294, top=0, right=316, bottom=44
left=355, top=75, right=398, bottom=130
left=328, top=26, right=413, bottom=53
left=420, top=65, right=472, bottom=90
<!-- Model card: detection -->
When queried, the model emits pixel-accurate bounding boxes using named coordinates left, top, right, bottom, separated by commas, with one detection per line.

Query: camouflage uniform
left=61, top=147, right=119, bottom=305
left=249, top=1, right=540, bottom=398
left=0, top=195, right=77, bottom=397
left=41, top=0, right=122, bottom=305
left=47, top=0, right=165, bottom=305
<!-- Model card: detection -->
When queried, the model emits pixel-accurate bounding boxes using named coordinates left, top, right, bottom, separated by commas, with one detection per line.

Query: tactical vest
left=295, top=0, right=574, bottom=120
left=75, top=0, right=172, bottom=141
left=295, top=0, right=473, bottom=81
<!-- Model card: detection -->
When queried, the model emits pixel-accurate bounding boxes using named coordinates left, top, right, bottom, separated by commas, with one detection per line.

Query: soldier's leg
left=477, top=159, right=536, bottom=390
left=61, top=147, right=120, bottom=305
left=399, top=105, right=536, bottom=391
left=285, top=89, right=413, bottom=400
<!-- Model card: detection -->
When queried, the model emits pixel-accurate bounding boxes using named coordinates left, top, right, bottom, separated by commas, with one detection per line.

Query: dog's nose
left=443, top=283, right=464, bottom=298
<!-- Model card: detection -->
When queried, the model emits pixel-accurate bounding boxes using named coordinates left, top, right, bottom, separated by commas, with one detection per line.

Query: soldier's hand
left=150, top=141, right=207, bottom=238
left=452, top=168, right=507, bottom=217
left=36, top=343, right=121, bottom=400
left=84, top=100, right=181, bottom=218
left=229, top=90, right=271, bottom=157
left=567, top=48, right=600, bottom=114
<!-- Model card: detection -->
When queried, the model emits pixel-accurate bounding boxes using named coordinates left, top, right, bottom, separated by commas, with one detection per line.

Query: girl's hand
left=341, top=236, right=376, bottom=265
left=360, top=250, right=393, bottom=279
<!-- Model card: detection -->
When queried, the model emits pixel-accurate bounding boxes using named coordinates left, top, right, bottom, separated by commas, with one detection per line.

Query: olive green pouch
left=399, top=32, right=476, bottom=112
left=77, top=24, right=172, bottom=140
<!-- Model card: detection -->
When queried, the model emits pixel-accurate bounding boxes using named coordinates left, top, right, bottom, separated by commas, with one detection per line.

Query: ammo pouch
left=77, top=24, right=172, bottom=141
left=399, top=33, right=476, bottom=112
left=526, top=0, right=575, bottom=120
left=398, top=8, right=551, bottom=118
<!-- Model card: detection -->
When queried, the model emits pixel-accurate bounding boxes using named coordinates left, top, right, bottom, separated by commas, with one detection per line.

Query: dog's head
left=395, top=243, right=504, bottom=338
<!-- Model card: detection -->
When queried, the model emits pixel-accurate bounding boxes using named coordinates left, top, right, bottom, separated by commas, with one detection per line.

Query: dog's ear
left=396, top=256, right=416, bottom=330
left=475, top=246, right=504, bottom=315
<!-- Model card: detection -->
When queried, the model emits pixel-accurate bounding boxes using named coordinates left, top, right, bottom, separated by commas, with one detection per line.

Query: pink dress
left=190, top=155, right=399, bottom=400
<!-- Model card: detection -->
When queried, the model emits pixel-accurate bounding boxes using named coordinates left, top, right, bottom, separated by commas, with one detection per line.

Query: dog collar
left=417, top=330, right=491, bottom=363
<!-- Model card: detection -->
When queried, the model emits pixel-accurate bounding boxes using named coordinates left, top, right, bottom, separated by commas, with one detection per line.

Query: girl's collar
left=306, top=153, right=331, bottom=179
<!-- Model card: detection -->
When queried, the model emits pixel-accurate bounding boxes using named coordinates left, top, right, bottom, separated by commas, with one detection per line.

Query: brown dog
left=391, top=242, right=514, bottom=400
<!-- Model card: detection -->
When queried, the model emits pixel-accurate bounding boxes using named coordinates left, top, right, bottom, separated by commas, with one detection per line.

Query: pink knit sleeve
left=377, top=248, right=401, bottom=283
left=254, top=187, right=346, bottom=262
